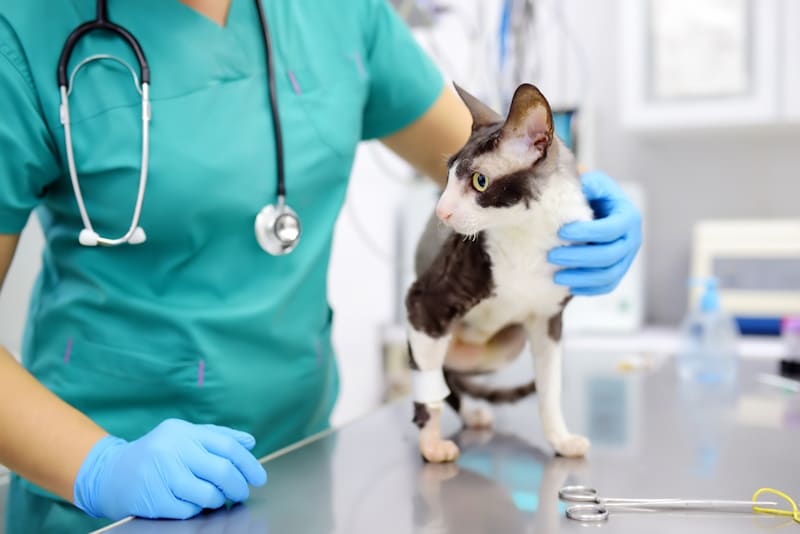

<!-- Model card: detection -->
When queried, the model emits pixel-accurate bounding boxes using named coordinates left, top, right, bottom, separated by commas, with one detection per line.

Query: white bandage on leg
left=412, top=368, right=450, bottom=404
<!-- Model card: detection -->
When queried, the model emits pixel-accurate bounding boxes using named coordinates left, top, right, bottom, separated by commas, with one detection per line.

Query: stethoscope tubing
left=59, top=80, right=151, bottom=247
left=57, top=1, right=150, bottom=87
left=56, top=0, right=297, bottom=252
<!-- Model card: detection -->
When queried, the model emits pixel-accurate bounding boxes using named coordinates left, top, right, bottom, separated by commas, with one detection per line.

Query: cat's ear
left=502, top=84, right=554, bottom=153
left=453, top=82, right=503, bottom=129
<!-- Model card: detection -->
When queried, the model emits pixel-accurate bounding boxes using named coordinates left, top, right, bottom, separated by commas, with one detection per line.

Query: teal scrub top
left=0, top=0, right=442, bottom=500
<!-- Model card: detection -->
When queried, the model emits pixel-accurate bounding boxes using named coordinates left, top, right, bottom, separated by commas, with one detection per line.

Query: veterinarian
left=0, top=0, right=642, bottom=528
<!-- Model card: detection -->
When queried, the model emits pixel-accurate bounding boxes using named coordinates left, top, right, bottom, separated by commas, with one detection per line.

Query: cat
left=405, top=82, right=593, bottom=463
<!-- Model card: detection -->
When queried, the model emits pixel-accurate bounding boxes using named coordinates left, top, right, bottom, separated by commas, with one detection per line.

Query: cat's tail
left=447, top=373, right=536, bottom=403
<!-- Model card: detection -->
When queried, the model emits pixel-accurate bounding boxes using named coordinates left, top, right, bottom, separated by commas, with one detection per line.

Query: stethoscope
left=57, top=0, right=301, bottom=255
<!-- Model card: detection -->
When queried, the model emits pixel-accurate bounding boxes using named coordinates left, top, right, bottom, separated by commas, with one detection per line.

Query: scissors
left=559, top=485, right=779, bottom=523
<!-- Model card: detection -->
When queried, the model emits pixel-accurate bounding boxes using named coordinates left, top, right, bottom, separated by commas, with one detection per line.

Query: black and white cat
left=405, top=83, right=593, bottom=463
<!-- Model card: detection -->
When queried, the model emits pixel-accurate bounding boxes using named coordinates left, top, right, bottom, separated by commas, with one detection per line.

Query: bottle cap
left=690, top=277, right=720, bottom=312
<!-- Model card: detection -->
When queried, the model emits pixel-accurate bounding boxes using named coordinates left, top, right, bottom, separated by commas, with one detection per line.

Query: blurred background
left=1, top=0, right=798, bottom=427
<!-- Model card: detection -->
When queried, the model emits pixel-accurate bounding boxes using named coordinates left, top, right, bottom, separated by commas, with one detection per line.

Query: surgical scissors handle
left=559, top=485, right=779, bottom=522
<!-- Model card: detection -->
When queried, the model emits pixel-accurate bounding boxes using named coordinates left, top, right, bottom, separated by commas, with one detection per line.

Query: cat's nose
left=435, top=205, right=453, bottom=222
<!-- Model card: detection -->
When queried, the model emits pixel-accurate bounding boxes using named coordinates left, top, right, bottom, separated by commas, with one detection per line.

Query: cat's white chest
left=486, top=230, right=568, bottom=317
left=455, top=229, right=567, bottom=345
left=457, top=181, right=592, bottom=338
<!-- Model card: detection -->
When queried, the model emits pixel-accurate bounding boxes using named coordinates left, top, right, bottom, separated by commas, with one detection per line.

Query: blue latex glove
left=548, top=171, right=642, bottom=296
left=73, top=419, right=268, bottom=520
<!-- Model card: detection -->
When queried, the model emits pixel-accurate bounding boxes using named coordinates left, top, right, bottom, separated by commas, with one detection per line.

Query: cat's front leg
left=408, top=328, right=460, bottom=463
left=526, top=313, right=590, bottom=458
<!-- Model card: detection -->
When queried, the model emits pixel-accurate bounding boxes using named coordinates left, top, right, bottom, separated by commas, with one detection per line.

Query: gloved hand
left=548, top=170, right=642, bottom=296
left=73, top=419, right=268, bottom=520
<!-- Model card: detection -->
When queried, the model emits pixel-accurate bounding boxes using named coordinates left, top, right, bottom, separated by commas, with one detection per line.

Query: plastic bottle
left=676, top=278, right=740, bottom=385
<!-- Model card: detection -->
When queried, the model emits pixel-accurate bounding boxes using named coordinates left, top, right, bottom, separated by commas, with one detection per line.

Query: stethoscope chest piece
left=255, top=197, right=301, bottom=255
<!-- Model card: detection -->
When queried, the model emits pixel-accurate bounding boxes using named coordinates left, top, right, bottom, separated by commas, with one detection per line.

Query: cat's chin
left=447, top=221, right=483, bottom=237
left=452, top=229, right=482, bottom=239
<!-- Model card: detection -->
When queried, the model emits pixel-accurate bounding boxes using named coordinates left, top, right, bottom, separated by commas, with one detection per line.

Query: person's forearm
left=381, top=86, right=472, bottom=188
left=0, top=346, right=107, bottom=502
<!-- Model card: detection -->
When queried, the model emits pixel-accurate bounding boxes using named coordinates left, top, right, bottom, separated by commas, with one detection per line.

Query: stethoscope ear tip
left=78, top=227, right=147, bottom=246
left=79, top=228, right=100, bottom=247
left=129, top=227, right=147, bottom=245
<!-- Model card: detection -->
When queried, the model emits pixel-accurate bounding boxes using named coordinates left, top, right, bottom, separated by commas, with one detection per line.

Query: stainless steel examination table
left=3, top=352, right=799, bottom=533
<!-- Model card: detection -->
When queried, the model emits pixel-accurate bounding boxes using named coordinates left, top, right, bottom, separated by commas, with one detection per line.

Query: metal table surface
left=5, top=352, right=800, bottom=533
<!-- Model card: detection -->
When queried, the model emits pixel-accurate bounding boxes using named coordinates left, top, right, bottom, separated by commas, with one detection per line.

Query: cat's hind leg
left=444, top=369, right=494, bottom=429
left=459, top=396, right=495, bottom=429
left=442, top=369, right=463, bottom=414
left=408, top=329, right=460, bottom=463
left=525, top=312, right=590, bottom=458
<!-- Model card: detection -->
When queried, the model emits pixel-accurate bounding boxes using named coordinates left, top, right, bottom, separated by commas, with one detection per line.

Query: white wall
left=327, top=143, right=419, bottom=425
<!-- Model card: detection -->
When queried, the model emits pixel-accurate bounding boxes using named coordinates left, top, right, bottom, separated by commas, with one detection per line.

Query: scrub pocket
left=45, top=336, right=203, bottom=442
left=278, top=52, right=367, bottom=160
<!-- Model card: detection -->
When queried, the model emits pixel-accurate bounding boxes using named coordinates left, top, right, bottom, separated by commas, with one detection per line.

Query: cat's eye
left=471, top=172, right=488, bottom=192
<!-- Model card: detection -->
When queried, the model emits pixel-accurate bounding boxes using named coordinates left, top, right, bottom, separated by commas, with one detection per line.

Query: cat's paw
left=421, top=439, right=460, bottom=463
left=552, top=434, right=590, bottom=458
left=461, top=406, right=494, bottom=429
